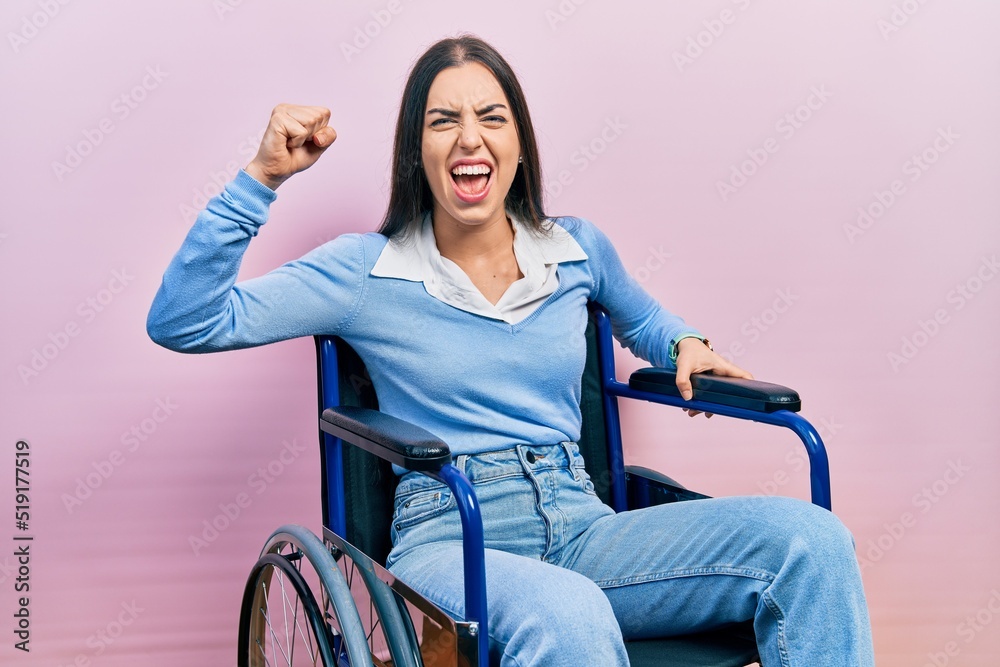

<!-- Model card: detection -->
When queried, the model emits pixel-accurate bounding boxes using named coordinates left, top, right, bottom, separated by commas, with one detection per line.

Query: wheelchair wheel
left=239, top=553, right=338, bottom=665
left=328, top=534, right=424, bottom=667
left=238, top=525, right=374, bottom=667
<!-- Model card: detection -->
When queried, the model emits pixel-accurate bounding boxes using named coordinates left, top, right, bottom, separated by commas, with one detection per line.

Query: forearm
left=612, top=300, right=702, bottom=370
left=580, top=219, right=701, bottom=368
left=146, top=170, right=277, bottom=351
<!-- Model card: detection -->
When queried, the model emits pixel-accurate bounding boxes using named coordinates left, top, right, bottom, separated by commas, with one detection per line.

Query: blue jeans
left=386, top=443, right=874, bottom=666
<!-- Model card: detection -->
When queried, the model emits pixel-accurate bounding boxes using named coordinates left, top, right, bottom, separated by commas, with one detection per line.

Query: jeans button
left=526, top=451, right=536, bottom=463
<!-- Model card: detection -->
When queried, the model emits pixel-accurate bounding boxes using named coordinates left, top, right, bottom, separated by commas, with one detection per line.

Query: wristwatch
left=668, top=334, right=712, bottom=362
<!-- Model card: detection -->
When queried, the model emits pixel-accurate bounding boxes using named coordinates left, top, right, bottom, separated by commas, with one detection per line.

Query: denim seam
left=400, top=491, right=440, bottom=508
left=593, top=565, right=776, bottom=589
left=544, top=471, right=570, bottom=562
left=393, top=494, right=455, bottom=530
left=464, top=471, right=527, bottom=484
left=762, top=589, right=791, bottom=667
left=499, top=642, right=526, bottom=667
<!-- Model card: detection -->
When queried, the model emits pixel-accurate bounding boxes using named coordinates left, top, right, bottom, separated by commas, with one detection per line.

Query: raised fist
left=245, top=104, right=337, bottom=190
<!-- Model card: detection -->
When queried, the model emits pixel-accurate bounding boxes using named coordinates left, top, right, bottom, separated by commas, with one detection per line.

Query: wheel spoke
left=255, top=634, right=272, bottom=667
left=277, top=569, right=295, bottom=664
left=262, top=578, right=292, bottom=665
left=290, top=583, right=318, bottom=664
left=242, top=532, right=371, bottom=667
left=276, top=545, right=318, bottom=665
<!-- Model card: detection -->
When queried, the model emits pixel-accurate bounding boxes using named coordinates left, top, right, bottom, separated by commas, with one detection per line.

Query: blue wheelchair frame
left=316, top=304, right=831, bottom=667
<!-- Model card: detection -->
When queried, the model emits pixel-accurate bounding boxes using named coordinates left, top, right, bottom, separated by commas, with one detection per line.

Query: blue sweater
left=147, top=170, right=701, bottom=455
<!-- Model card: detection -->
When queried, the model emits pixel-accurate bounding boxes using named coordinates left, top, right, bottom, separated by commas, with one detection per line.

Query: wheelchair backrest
left=315, top=304, right=615, bottom=566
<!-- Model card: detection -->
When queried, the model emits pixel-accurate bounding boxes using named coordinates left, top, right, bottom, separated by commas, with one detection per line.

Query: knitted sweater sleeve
left=570, top=217, right=702, bottom=369
left=146, top=169, right=365, bottom=352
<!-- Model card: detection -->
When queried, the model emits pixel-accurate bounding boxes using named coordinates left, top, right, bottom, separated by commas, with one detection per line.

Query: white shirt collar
left=371, top=213, right=587, bottom=324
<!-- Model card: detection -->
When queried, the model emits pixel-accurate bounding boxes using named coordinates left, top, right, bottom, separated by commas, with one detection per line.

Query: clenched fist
left=245, top=104, right=337, bottom=190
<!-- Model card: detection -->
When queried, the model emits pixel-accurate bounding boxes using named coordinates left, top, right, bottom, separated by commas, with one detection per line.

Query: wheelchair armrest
left=320, top=405, right=452, bottom=472
left=628, top=368, right=801, bottom=413
left=625, top=466, right=711, bottom=506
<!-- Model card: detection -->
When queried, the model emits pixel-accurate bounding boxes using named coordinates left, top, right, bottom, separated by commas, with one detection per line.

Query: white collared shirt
left=371, top=214, right=588, bottom=324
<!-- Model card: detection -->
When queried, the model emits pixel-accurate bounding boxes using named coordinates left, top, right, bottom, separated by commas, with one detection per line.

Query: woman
left=147, top=35, right=874, bottom=666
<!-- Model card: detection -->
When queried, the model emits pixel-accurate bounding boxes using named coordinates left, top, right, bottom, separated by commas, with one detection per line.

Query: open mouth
left=450, top=163, right=493, bottom=203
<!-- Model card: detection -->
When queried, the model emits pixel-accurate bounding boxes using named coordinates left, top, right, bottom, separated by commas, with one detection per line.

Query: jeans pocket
left=393, top=488, right=454, bottom=530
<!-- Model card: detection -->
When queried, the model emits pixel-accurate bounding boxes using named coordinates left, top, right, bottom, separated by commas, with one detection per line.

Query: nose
left=457, top=120, right=482, bottom=151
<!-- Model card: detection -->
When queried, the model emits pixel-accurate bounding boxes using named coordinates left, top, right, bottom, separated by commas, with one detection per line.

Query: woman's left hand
left=674, top=337, right=753, bottom=418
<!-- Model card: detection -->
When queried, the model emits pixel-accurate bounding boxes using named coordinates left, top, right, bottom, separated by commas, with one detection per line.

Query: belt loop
left=455, top=454, right=469, bottom=476
left=560, top=442, right=580, bottom=481
left=514, top=444, right=528, bottom=468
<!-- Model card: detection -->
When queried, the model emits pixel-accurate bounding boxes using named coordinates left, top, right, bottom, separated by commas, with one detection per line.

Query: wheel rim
left=240, top=526, right=393, bottom=667
left=263, top=540, right=377, bottom=666
left=241, top=553, right=340, bottom=666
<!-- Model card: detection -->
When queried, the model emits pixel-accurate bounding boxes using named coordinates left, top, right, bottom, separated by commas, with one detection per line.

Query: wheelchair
left=236, top=303, right=832, bottom=667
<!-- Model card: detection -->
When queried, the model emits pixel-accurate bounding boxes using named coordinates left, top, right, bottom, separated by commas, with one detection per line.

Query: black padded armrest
left=320, top=405, right=452, bottom=471
left=628, top=368, right=801, bottom=413
left=624, top=465, right=711, bottom=504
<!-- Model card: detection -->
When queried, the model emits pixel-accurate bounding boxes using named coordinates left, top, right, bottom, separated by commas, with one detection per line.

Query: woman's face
left=422, top=62, right=520, bottom=229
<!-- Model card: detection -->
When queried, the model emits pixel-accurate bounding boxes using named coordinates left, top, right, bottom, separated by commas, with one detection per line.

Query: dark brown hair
left=378, top=35, right=547, bottom=239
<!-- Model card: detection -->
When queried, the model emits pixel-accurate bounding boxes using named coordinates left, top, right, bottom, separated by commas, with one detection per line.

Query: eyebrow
left=426, top=103, right=509, bottom=117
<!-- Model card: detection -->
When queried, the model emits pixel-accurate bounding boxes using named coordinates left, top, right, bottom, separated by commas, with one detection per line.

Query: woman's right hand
left=245, top=104, right=337, bottom=190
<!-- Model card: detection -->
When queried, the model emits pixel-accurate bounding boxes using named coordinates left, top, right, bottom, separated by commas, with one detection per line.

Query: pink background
left=3, top=1, right=998, bottom=665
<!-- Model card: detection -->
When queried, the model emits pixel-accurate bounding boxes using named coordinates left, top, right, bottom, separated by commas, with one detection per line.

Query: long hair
left=378, top=35, right=547, bottom=239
